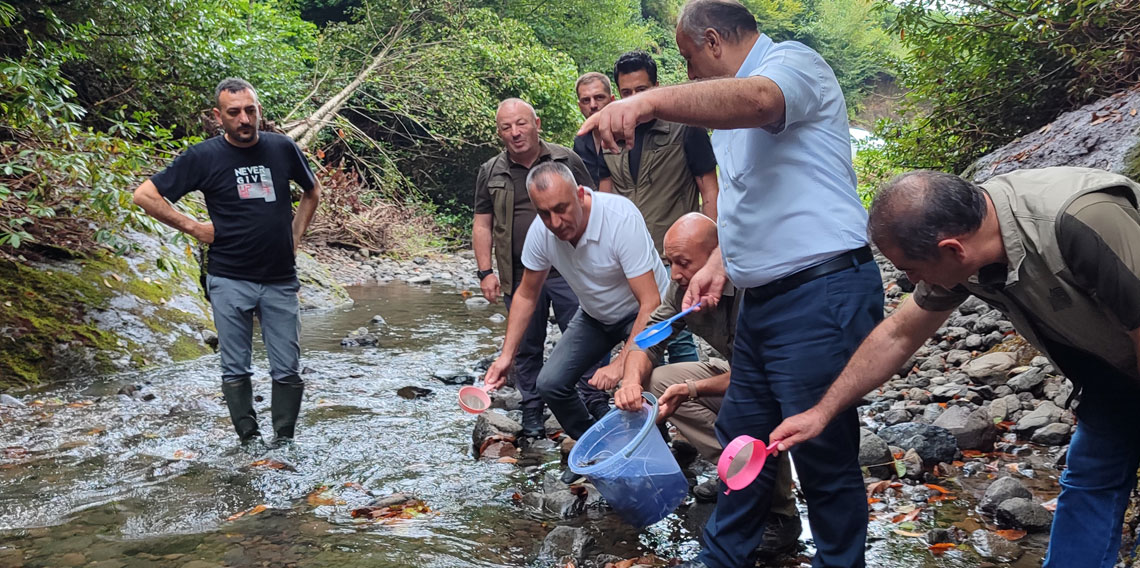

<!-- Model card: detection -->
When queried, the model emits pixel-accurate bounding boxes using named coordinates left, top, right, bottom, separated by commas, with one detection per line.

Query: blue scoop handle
left=633, top=301, right=702, bottom=349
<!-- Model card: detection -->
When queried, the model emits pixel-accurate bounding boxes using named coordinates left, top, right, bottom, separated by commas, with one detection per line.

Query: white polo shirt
left=522, top=189, right=670, bottom=325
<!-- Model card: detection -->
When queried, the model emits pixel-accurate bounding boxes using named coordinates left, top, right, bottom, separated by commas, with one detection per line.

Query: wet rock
left=995, top=497, right=1053, bottom=532
left=1008, top=368, right=1045, bottom=393
left=58, top=552, right=86, bottom=567
left=473, top=412, right=523, bottom=448
left=540, top=525, right=595, bottom=565
left=878, top=423, right=958, bottom=464
left=904, top=388, right=931, bottom=404
left=406, top=274, right=432, bottom=285
left=296, top=252, right=353, bottom=310
left=529, top=487, right=604, bottom=519
left=117, top=384, right=141, bottom=397
left=921, top=403, right=945, bottom=422
left=859, top=429, right=894, bottom=479
left=0, top=393, right=25, bottom=407
left=370, top=314, right=386, bottom=326
left=971, top=529, right=1024, bottom=562
left=881, top=409, right=911, bottom=426
left=489, top=386, right=522, bottom=411
left=926, top=528, right=955, bottom=544
left=962, top=352, right=1018, bottom=385
left=1030, top=423, right=1071, bottom=446
left=933, top=406, right=997, bottom=451
left=980, top=476, right=1032, bottom=514
left=560, top=437, right=576, bottom=458
left=465, top=297, right=490, bottom=308
left=202, top=329, right=219, bottom=351
left=396, top=386, right=432, bottom=399
left=945, top=350, right=972, bottom=366
left=989, top=394, right=1021, bottom=422
left=141, top=393, right=156, bottom=402
left=930, top=384, right=967, bottom=402
left=546, top=414, right=564, bottom=437
left=488, top=313, right=506, bottom=324
left=433, top=369, right=475, bottom=385
left=1014, top=401, right=1062, bottom=435
left=901, top=448, right=924, bottom=479
left=480, top=441, right=518, bottom=460
left=341, top=327, right=380, bottom=347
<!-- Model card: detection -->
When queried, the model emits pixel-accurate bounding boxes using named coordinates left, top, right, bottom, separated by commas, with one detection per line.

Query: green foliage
left=880, top=0, right=1140, bottom=172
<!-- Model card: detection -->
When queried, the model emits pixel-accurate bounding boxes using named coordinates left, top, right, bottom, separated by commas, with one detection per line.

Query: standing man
left=572, top=72, right=614, bottom=188
left=132, top=78, right=322, bottom=446
left=620, top=213, right=802, bottom=558
left=594, top=50, right=720, bottom=367
left=579, top=2, right=883, bottom=567
left=483, top=162, right=670, bottom=481
left=472, top=98, right=610, bottom=438
left=772, top=168, right=1140, bottom=568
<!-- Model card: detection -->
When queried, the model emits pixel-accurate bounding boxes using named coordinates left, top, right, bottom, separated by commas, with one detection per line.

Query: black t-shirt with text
left=151, top=133, right=316, bottom=283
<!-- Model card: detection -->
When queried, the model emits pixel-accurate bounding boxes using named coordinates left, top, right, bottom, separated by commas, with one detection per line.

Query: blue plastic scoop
left=634, top=301, right=702, bottom=349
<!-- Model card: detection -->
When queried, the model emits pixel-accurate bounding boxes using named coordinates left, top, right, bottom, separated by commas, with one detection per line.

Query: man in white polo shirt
left=484, top=161, right=670, bottom=476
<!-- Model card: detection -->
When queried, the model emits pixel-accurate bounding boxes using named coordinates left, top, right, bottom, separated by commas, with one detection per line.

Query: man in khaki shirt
left=618, top=213, right=801, bottom=557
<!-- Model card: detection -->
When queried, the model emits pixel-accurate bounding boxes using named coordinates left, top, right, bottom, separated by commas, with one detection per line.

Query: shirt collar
left=970, top=186, right=1025, bottom=288
left=580, top=188, right=602, bottom=244
left=735, top=34, right=773, bottom=79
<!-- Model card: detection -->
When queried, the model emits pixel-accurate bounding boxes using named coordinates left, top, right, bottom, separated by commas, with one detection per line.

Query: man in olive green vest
left=590, top=50, right=719, bottom=373
left=771, top=167, right=1140, bottom=568
left=472, top=98, right=610, bottom=438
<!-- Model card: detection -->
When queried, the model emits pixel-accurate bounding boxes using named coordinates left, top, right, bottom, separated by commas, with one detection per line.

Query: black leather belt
left=745, top=245, right=874, bottom=301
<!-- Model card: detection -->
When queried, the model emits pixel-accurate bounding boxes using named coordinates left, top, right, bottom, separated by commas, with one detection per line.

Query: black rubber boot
left=271, top=377, right=304, bottom=444
left=522, top=406, right=545, bottom=438
left=221, top=378, right=260, bottom=442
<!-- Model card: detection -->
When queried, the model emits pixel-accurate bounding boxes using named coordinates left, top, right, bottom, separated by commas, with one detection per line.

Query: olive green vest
left=479, top=142, right=578, bottom=292
left=964, top=167, right=1140, bottom=384
left=602, top=119, right=701, bottom=255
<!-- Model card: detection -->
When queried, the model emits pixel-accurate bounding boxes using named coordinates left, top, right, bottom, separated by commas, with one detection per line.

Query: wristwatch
left=476, top=269, right=494, bottom=281
left=685, top=379, right=699, bottom=401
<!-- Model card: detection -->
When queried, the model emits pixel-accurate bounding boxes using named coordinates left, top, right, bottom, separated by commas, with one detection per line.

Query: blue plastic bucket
left=568, top=392, right=688, bottom=527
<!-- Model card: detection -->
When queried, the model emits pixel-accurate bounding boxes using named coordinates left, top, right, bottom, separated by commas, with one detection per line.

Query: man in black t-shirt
left=571, top=72, right=615, bottom=187
left=132, top=78, right=322, bottom=446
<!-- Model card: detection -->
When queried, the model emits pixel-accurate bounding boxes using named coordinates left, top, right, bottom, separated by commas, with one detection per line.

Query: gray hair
left=678, top=0, right=758, bottom=47
left=526, top=161, right=578, bottom=194
left=868, top=170, right=988, bottom=261
left=496, top=98, right=538, bottom=122
left=214, top=77, right=256, bottom=107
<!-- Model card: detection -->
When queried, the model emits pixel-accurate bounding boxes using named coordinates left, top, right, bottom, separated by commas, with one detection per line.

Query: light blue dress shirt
left=712, top=34, right=869, bottom=288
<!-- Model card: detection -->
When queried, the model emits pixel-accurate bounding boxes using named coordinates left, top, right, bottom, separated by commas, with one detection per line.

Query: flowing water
left=0, top=283, right=1052, bottom=567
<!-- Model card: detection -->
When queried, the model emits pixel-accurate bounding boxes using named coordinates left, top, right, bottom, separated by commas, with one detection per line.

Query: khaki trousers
left=648, top=358, right=798, bottom=519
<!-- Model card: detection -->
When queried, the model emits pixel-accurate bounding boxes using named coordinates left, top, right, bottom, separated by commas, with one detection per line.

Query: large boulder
left=539, top=526, right=595, bottom=566
left=472, top=411, right=522, bottom=453
left=877, top=423, right=958, bottom=465
left=964, top=86, right=1140, bottom=184
left=932, top=406, right=997, bottom=451
left=296, top=252, right=353, bottom=310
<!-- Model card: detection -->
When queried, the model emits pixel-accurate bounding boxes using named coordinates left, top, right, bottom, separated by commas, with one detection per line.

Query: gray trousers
left=504, top=275, right=608, bottom=411
left=538, top=309, right=636, bottom=439
left=206, top=274, right=302, bottom=384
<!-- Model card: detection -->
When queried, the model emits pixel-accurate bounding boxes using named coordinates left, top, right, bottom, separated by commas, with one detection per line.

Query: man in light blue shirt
left=578, top=1, right=883, bottom=566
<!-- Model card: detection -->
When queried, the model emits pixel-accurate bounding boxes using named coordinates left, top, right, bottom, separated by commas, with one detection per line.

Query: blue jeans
left=537, top=309, right=636, bottom=439
left=699, top=258, right=883, bottom=568
left=504, top=275, right=608, bottom=412
left=206, top=274, right=301, bottom=384
left=665, top=328, right=700, bottom=364
left=1043, top=389, right=1140, bottom=568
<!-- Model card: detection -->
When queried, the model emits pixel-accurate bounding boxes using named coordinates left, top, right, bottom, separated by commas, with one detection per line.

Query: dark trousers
left=504, top=275, right=608, bottom=412
left=699, top=259, right=883, bottom=568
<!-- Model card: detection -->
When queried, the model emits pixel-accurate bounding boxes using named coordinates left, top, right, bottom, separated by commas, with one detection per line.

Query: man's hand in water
left=483, top=356, right=513, bottom=391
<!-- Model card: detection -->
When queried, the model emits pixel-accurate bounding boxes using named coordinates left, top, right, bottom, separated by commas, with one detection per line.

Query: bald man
left=616, top=213, right=801, bottom=556
left=472, top=98, right=610, bottom=438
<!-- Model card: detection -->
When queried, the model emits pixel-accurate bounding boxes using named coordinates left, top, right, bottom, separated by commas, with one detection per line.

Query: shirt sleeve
left=473, top=164, right=493, bottom=215
left=597, top=153, right=612, bottom=181
left=566, top=152, right=593, bottom=190
left=749, top=48, right=825, bottom=133
left=288, top=140, right=316, bottom=191
left=614, top=207, right=662, bottom=280
left=912, top=281, right=969, bottom=312
left=520, top=218, right=552, bottom=272
left=682, top=126, right=717, bottom=177
left=149, top=146, right=202, bottom=204
left=1057, top=192, right=1140, bottom=330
